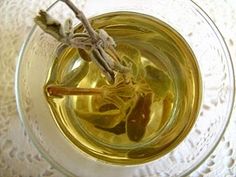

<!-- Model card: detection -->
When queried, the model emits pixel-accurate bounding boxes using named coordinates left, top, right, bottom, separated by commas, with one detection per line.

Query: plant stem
left=60, top=0, right=97, bottom=42
left=46, top=85, right=104, bottom=97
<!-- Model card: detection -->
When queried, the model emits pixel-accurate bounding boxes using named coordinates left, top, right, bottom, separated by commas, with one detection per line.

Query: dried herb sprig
left=34, top=0, right=130, bottom=84
left=36, top=0, right=174, bottom=142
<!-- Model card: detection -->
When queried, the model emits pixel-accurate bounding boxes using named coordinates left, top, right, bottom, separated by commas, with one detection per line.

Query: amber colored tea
left=45, top=12, right=201, bottom=164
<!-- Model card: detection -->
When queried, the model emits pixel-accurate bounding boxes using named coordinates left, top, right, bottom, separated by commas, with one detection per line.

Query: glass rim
left=178, top=0, right=235, bottom=176
left=15, top=0, right=235, bottom=176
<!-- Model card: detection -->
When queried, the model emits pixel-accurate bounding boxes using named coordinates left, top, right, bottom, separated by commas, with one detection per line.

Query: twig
left=34, top=0, right=130, bottom=84
left=46, top=85, right=104, bottom=97
left=60, top=0, right=97, bottom=42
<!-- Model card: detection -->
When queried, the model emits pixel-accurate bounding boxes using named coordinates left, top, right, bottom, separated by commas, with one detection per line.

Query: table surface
left=0, top=0, right=236, bottom=177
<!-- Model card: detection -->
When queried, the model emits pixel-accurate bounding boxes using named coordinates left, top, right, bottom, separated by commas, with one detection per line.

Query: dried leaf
left=76, top=109, right=123, bottom=129
left=126, top=93, right=152, bottom=142
left=145, top=65, right=171, bottom=98
left=63, top=18, right=73, bottom=35
left=98, top=29, right=116, bottom=48
left=34, top=10, right=64, bottom=41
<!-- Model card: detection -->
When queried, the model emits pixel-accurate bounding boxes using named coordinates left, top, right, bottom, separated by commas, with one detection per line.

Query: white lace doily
left=0, top=0, right=235, bottom=176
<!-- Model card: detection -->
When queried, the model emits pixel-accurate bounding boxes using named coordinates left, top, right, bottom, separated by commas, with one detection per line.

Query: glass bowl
left=15, top=0, right=234, bottom=176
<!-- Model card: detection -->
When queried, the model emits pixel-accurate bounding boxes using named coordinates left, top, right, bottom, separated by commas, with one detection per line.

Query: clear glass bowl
left=15, top=0, right=234, bottom=176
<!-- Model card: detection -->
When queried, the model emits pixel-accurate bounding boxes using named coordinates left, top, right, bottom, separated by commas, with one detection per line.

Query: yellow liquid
left=45, top=12, right=201, bottom=164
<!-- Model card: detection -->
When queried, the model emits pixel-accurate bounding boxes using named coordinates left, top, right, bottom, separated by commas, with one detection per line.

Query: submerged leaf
left=105, top=25, right=154, bottom=40
left=106, top=83, right=135, bottom=99
left=162, top=92, right=174, bottom=123
left=99, top=103, right=118, bottom=112
left=78, top=48, right=92, bottom=62
left=116, top=43, right=141, bottom=79
left=122, top=56, right=139, bottom=79
left=145, top=65, right=171, bottom=98
left=61, top=60, right=89, bottom=86
left=76, top=109, right=124, bottom=129
left=148, top=37, right=183, bottom=64
left=116, top=43, right=141, bottom=63
left=126, top=93, right=153, bottom=142
left=95, top=121, right=126, bottom=135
